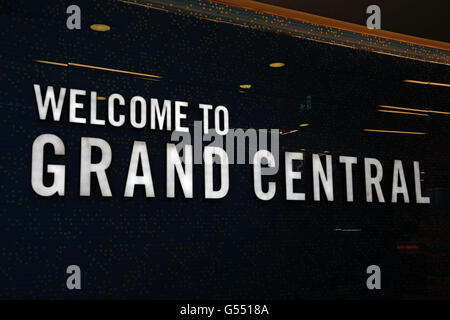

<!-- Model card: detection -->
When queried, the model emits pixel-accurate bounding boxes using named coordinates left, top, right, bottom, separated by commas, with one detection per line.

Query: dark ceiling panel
left=255, top=0, right=450, bottom=43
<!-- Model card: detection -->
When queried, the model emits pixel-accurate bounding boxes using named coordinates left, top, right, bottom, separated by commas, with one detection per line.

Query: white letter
left=80, top=137, right=112, bottom=197
left=414, top=161, right=430, bottom=204
left=214, top=106, right=229, bottom=135
left=174, top=101, right=188, bottom=132
left=124, top=142, right=154, bottom=197
left=31, top=134, right=65, bottom=196
left=392, top=160, right=409, bottom=203
left=285, top=152, right=305, bottom=200
left=339, top=156, right=357, bottom=202
left=69, top=89, right=86, bottom=124
left=253, top=150, right=276, bottom=201
left=166, top=143, right=193, bottom=198
left=204, top=146, right=229, bottom=199
left=33, top=85, right=66, bottom=121
left=90, top=91, right=105, bottom=125
left=150, top=98, right=171, bottom=131
left=312, top=154, right=334, bottom=201
left=130, top=96, right=147, bottom=129
left=199, top=104, right=213, bottom=134
left=364, top=158, right=385, bottom=202
left=108, top=93, right=125, bottom=127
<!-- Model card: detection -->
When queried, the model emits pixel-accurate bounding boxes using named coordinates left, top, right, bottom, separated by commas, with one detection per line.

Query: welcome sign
left=1, top=0, right=448, bottom=302
left=32, top=85, right=430, bottom=204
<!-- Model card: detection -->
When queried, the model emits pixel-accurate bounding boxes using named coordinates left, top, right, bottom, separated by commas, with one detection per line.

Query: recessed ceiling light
left=90, top=24, right=111, bottom=32
left=299, top=123, right=309, bottom=127
left=269, top=62, right=285, bottom=68
left=240, top=84, right=252, bottom=89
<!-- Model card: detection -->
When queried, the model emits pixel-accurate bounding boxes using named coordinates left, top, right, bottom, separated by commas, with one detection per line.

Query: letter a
left=366, top=5, right=381, bottom=30
left=366, top=265, right=381, bottom=290
left=66, top=5, right=81, bottom=30
left=66, top=265, right=81, bottom=290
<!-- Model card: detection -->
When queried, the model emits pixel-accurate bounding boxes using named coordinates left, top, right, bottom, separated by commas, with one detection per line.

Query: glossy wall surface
left=0, top=0, right=448, bottom=299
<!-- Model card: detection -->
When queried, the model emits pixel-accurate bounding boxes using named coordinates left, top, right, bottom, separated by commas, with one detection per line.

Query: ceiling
left=255, top=0, right=450, bottom=43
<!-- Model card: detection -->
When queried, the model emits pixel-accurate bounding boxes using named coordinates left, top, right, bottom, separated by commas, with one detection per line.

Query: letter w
left=34, top=84, right=66, bottom=121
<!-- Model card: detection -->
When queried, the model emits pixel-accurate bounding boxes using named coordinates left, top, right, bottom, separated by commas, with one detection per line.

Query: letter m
left=33, top=84, right=66, bottom=121
left=226, top=128, right=257, bottom=165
